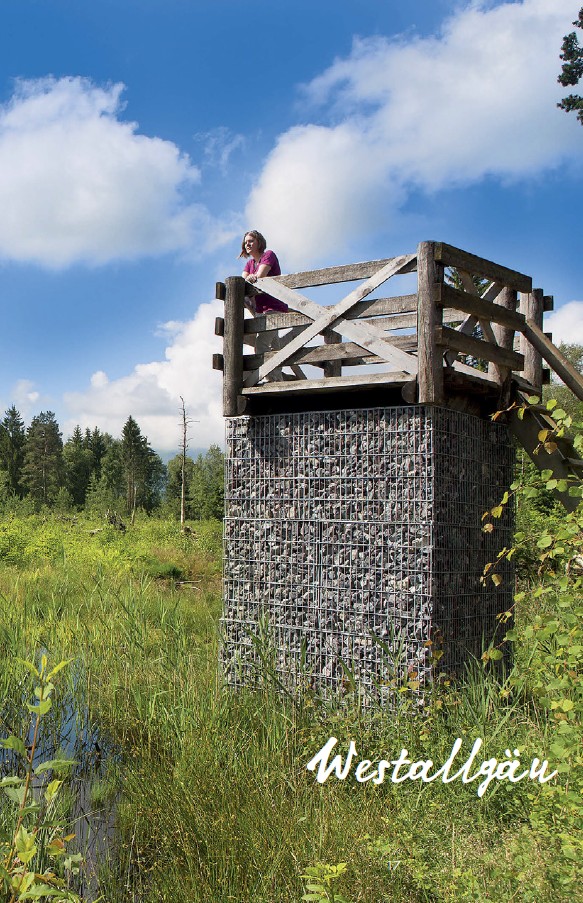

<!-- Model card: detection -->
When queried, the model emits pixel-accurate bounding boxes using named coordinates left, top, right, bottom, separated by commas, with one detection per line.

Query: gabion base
left=221, top=406, right=514, bottom=700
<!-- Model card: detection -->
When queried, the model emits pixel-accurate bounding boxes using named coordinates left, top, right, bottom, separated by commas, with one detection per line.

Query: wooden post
left=223, top=276, right=246, bottom=416
left=488, top=286, right=517, bottom=385
left=417, top=241, right=444, bottom=404
left=323, top=329, right=342, bottom=378
left=519, top=288, right=544, bottom=393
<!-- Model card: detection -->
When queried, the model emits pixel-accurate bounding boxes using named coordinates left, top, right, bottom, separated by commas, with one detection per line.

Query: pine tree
left=120, top=416, right=165, bottom=517
left=21, top=412, right=65, bottom=507
left=0, top=406, right=26, bottom=497
left=64, top=426, right=94, bottom=508
left=558, top=7, right=583, bottom=124
left=189, top=445, right=225, bottom=520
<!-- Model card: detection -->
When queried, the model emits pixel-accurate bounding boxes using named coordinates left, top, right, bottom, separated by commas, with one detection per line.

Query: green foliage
left=189, top=445, right=224, bottom=521
left=558, top=7, right=583, bottom=124
left=21, top=413, right=64, bottom=510
left=301, top=862, right=351, bottom=903
left=0, top=656, right=81, bottom=902
left=481, top=396, right=582, bottom=893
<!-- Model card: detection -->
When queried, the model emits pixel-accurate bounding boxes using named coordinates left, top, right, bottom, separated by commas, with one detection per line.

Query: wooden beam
left=434, top=242, right=532, bottom=293
left=487, top=287, right=517, bottom=383
left=242, top=370, right=410, bottom=396
left=243, top=293, right=419, bottom=335
left=274, top=256, right=417, bottom=289
left=222, top=276, right=246, bottom=416
left=249, top=258, right=419, bottom=383
left=519, top=288, right=544, bottom=393
left=520, top=321, right=583, bottom=400
left=243, top=335, right=418, bottom=370
left=436, top=326, right=524, bottom=370
left=437, top=284, right=526, bottom=330
left=417, top=241, right=444, bottom=404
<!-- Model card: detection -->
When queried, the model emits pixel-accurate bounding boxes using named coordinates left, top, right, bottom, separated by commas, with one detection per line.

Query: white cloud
left=247, top=0, right=583, bottom=268
left=64, top=299, right=225, bottom=452
left=196, top=126, right=245, bottom=172
left=546, top=301, right=583, bottom=346
left=0, top=76, right=234, bottom=267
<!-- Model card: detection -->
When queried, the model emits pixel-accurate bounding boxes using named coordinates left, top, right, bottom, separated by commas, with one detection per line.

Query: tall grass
left=0, top=513, right=578, bottom=902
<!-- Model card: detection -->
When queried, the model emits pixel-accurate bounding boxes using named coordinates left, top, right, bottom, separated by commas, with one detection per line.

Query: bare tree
left=179, top=397, right=198, bottom=528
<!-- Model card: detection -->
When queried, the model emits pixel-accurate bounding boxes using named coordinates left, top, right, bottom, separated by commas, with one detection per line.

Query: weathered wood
left=434, top=242, right=532, bottom=293
left=543, top=295, right=554, bottom=312
left=215, top=317, right=225, bottom=337
left=242, top=370, right=410, bottom=396
left=275, top=256, right=417, bottom=289
left=216, top=282, right=226, bottom=301
left=323, top=329, right=342, bottom=378
left=437, top=283, right=526, bottom=330
left=242, top=335, right=418, bottom=370
left=519, top=288, right=544, bottom=392
left=256, top=254, right=416, bottom=381
left=521, top=320, right=583, bottom=401
left=488, top=286, right=517, bottom=383
left=212, top=353, right=224, bottom=371
left=223, top=276, right=246, bottom=416
left=243, top=294, right=419, bottom=335
left=417, top=241, right=444, bottom=404
left=436, top=326, right=524, bottom=370
left=250, top=260, right=419, bottom=383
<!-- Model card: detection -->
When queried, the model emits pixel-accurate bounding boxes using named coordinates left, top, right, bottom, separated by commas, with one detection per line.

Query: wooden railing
left=213, top=241, right=583, bottom=417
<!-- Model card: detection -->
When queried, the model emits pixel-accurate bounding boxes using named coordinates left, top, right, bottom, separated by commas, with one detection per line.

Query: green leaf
left=45, top=779, right=63, bottom=803
left=47, top=658, right=73, bottom=681
left=15, top=825, right=37, bottom=864
left=27, top=698, right=52, bottom=715
left=0, top=735, right=27, bottom=757
left=16, top=658, right=40, bottom=679
left=35, top=758, right=77, bottom=776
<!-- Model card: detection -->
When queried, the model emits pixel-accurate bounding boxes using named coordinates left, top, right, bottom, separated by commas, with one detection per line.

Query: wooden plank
left=244, top=311, right=310, bottom=333
left=342, top=294, right=417, bottom=320
left=520, top=320, right=583, bottom=400
left=243, top=294, right=419, bottom=335
left=434, top=242, right=532, bottom=293
left=250, top=258, right=419, bottom=382
left=274, top=256, right=417, bottom=289
left=212, top=353, right=224, bottom=371
left=437, top=283, right=526, bottom=330
left=214, top=317, right=225, bottom=337
left=417, top=241, right=444, bottom=404
left=436, top=326, right=524, bottom=370
left=242, top=370, right=410, bottom=396
left=243, top=335, right=418, bottom=370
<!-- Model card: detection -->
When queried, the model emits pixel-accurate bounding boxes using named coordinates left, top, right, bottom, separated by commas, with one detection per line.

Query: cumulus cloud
left=546, top=301, right=583, bottom=346
left=247, top=0, right=582, bottom=268
left=0, top=76, right=234, bottom=267
left=64, top=299, right=225, bottom=452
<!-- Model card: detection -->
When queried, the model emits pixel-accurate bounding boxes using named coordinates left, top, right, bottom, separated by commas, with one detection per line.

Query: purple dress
left=243, top=250, right=288, bottom=313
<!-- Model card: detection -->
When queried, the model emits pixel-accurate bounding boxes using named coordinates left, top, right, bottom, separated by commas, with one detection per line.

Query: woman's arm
left=244, top=262, right=272, bottom=284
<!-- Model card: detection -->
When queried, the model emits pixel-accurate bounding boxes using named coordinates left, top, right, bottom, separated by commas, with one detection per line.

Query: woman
left=239, top=230, right=288, bottom=314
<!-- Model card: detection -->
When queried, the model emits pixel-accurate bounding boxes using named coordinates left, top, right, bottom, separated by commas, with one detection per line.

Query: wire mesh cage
left=221, top=405, right=514, bottom=701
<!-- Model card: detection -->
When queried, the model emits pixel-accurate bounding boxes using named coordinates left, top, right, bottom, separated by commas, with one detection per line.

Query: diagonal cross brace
left=248, top=254, right=419, bottom=384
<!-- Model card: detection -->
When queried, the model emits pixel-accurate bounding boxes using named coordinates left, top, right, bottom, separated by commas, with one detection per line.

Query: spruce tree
left=21, top=412, right=65, bottom=507
left=0, top=406, right=26, bottom=497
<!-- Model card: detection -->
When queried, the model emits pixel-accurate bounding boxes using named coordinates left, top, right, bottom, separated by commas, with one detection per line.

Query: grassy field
left=0, top=512, right=580, bottom=902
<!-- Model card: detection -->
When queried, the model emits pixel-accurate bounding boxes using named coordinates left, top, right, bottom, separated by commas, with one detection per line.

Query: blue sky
left=0, top=0, right=581, bottom=453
